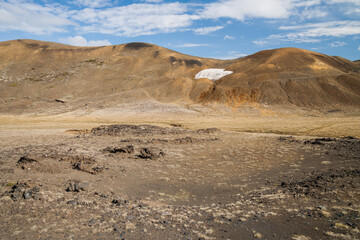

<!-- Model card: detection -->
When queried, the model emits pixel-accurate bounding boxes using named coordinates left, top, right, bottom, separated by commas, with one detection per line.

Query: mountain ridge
left=0, top=39, right=359, bottom=115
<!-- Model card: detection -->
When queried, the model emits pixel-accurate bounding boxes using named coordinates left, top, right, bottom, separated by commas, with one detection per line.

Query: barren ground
left=0, top=115, right=359, bottom=239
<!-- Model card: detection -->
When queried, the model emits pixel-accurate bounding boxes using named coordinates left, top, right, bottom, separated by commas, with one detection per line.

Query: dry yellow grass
left=1, top=114, right=359, bottom=137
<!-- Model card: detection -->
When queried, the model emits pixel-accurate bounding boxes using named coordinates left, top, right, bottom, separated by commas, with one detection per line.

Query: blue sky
left=0, top=0, right=359, bottom=60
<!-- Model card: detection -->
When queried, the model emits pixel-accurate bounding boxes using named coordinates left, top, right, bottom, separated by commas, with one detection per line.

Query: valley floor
left=0, top=115, right=359, bottom=239
left=1, top=113, right=360, bottom=137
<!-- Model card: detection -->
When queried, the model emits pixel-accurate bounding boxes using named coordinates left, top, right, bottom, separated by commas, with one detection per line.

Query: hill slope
left=0, top=39, right=359, bottom=115
left=198, top=48, right=360, bottom=108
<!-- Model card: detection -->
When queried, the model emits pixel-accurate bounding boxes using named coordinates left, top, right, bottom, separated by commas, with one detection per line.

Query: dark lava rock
left=17, top=156, right=38, bottom=165
left=67, top=199, right=78, bottom=205
left=197, top=128, right=220, bottom=133
left=112, top=199, right=129, bottom=206
left=173, top=137, right=220, bottom=144
left=278, top=136, right=299, bottom=143
left=67, top=181, right=80, bottom=192
left=280, top=169, right=360, bottom=198
left=23, top=190, right=33, bottom=199
left=104, top=145, right=134, bottom=154
left=2, top=182, right=41, bottom=201
left=91, top=124, right=185, bottom=136
left=55, top=99, right=66, bottom=103
left=303, top=137, right=360, bottom=159
left=173, top=137, right=196, bottom=144
left=17, top=156, right=38, bottom=169
left=23, top=189, right=41, bottom=200
left=304, top=137, right=336, bottom=145
left=61, top=155, right=96, bottom=165
left=138, top=147, right=165, bottom=160
left=73, top=162, right=102, bottom=174
left=67, top=181, right=92, bottom=192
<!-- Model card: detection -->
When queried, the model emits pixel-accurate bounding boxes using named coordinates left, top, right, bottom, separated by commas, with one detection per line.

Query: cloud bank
left=0, top=0, right=359, bottom=47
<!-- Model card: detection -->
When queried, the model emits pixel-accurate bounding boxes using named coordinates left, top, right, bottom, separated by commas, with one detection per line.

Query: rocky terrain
left=0, top=40, right=359, bottom=239
left=0, top=124, right=359, bottom=239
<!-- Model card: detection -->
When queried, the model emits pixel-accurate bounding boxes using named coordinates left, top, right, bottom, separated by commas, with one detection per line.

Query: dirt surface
left=0, top=124, right=359, bottom=239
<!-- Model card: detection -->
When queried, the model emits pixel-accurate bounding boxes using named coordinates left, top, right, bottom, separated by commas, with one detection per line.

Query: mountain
left=199, top=48, right=360, bottom=108
left=0, top=39, right=359, bottom=115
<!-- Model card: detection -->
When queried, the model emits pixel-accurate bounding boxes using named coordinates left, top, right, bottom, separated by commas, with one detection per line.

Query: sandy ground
left=0, top=115, right=359, bottom=239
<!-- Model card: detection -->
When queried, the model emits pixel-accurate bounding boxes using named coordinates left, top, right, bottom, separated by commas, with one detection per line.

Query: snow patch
left=195, top=68, right=233, bottom=81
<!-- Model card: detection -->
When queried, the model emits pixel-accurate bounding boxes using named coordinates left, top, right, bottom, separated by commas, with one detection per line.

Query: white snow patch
left=195, top=68, right=233, bottom=81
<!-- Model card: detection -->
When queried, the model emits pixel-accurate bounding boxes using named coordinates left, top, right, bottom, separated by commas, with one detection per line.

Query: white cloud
left=292, top=0, right=322, bottom=7
left=72, top=3, right=199, bottom=37
left=328, top=0, right=360, bottom=16
left=358, top=46, right=360, bottom=51
left=175, top=43, right=211, bottom=47
left=139, top=0, right=164, bottom=3
left=70, top=0, right=112, bottom=8
left=253, top=21, right=360, bottom=45
left=0, top=0, right=73, bottom=34
left=200, top=0, right=336, bottom=22
left=329, top=0, right=360, bottom=5
left=329, top=41, right=346, bottom=47
left=201, top=0, right=294, bottom=21
left=346, top=8, right=360, bottom=15
left=193, top=26, right=224, bottom=35
left=257, top=21, right=360, bottom=43
left=296, top=7, right=328, bottom=20
left=60, top=36, right=111, bottom=46
left=253, top=40, right=270, bottom=45
left=224, top=35, right=235, bottom=40
left=0, top=0, right=358, bottom=41
left=279, top=21, right=360, bottom=37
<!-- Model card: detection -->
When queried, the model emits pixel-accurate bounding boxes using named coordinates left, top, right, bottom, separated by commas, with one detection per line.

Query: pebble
left=253, top=231, right=262, bottom=239
left=125, top=222, right=136, bottom=231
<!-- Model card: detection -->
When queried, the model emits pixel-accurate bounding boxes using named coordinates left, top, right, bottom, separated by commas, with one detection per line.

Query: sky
left=0, top=0, right=359, bottom=60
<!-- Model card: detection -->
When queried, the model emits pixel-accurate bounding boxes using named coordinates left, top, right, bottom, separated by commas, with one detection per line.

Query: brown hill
left=198, top=48, right=360, bottom=108
left=0, top=39, right=359, bottom=115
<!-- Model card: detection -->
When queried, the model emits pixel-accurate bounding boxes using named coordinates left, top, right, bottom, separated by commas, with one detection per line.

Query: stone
left=104, top=145, right=134, bottom=154
left=125, top=222, right=136, bottom=231
left=253, top=231, right=262, bottom=239
left=138, top=147, right=165, bottom=160
left=23, top=190, right=33, bottom=199
left=67, top=181, right=92, bottom=192
left=11, top=190, right=22, bottom=201
left=67, top=181, right=80, bottom=192
left=67, top=200, right=78, bottom=205
left=32, top=193, right=42, bottom=200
